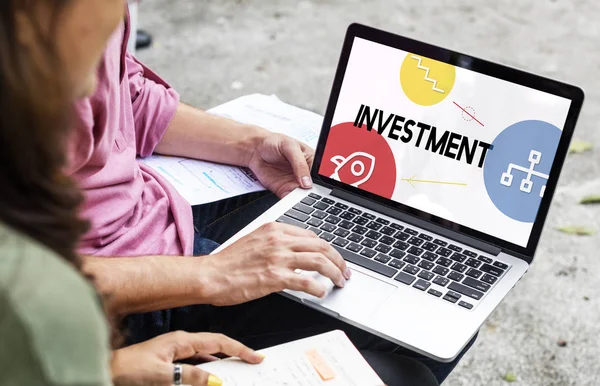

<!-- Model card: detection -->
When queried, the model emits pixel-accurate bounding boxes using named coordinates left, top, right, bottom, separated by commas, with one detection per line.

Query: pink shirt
left=68, top=18, right=194, bottom=257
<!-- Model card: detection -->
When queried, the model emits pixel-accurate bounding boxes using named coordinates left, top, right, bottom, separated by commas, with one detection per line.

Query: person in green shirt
left=0, top=1, right=264, bottom=385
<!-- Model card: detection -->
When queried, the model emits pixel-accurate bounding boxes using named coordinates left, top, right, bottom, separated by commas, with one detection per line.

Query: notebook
left=197, top=330, right=383, bottom=385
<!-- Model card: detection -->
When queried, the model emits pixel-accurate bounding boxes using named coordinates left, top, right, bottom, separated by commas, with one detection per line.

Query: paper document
left=198, top=330, right=384, bottom=386
left=139, top=94, right=323, bottom=205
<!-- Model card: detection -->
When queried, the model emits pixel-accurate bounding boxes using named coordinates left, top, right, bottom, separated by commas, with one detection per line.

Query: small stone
left=557, top=340, right=568, bottom=347
left=583, top=296, right=590, bottom=301
left=230, top=80, right=244, bottom=90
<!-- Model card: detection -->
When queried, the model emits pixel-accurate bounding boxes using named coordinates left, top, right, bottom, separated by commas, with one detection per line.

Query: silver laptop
left=213, top=24, right=584, bottom=362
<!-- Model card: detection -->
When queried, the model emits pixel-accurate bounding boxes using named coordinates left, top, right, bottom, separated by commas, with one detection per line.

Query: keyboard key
left=393, top=241, right=410, bottom=250
left=307, top=218, right=323, bottom=227
left=394, top=271, right=416, bottom=285
left=421, top=252, right=437, bottom=262
left=418, top=271, right=435, bottom=281
left=321, top=223, right=336, bottom=232
left=458, top=301, right=473, bottom=310
left=301, top=197, right=316, bottom=206
left=433, top=239, right=448, bottom=247
left=480, top=263, right=503, bottom=277
left=363, top=213, right=376, bottom=220
left=403, top=264, right=420, bottom=275
left=404, top=228, right=419, bottom=236
left=319, top=232, right=335, bottom=242
left=332, top=245, right=398, bottom=278
left=418, top=261, right=434, bottom=271
left=403, top=254, right=420, bottom=265
left=433, top=276, right=450, bottom=287
left=325, top=211, right=341, bottom=221
left=463, top=250, right=478, bottom=258
left=360, top=248, right=377, bottom=258
left=376, top=218, right=390, bottom=225
left=277, top=215, right=309, bottom=229
left=437, top=257, right=452, bottom=267
left=381, top=226, right=396, bottom=236
left=390, top=223, right=404, bottom=230
left=463, top=277, right=491, bottom=293
left=448, top=282, right=483, bottom=300
left=285, top=209, right=309, bottom=222
left=493, top=261, right=509, bottom=270
left=366, top=230, right=382, bottom=240
left=407, top=246, right=424, bottom=256
left=451, top=262, right=468, bottom=273
left=443, top=294, right=459, bottom=303
left=325, top=215, right=341, bottom=225
left=333, top=237, right=349, bottom=248
left=465, top=268, right=483, bottom=279
left=374, top=254, right=391, bottom=264
left=389, top=249, right=406, bottom=259
left=353, top=226, right=368, bottom=235
left=413, top=279, right=431, bottom=291
left=465, top=258, right=482, bottom=268
left=422, top=242, right=438, bottom=252
left=353, top=216, right=369, bottom=225
left=394, top=232, right=410, bottom=241
left=308, top=193, right=322, bottom=199
left=314, top=201, right=329, bottom=211
left=348, top=207, right=362, bottom=215
left=379, top=235, right=395, bottom=245
left=313, top=210, right=327, bottom=219
left=448, top=271, right=464, bottom=282
left=347, top=233, right=363, bottom=243
left=366, top=221, right=383, bottom=231
left=339, top=220, right=354, bottom=229
left=361, top=239, right=377, bottom=248
left=335, top=202, right=348, bottom=210
left=481, top=274, right=498, bottom=285
left=433, top=266, right=449, bottom=276
left=408, top=237, right=424, bottom=246
left=427, top=289, right=443, bottom=297
left=437, top=247, right=453, bottom=257
left=333, top=228, right=350, bottom=238
left=308, top=227, right=322, bottom=235
left=389, top=259, right=405, bottom=269
left=451, top=253, right=467, bottom=263
left=339, top=211, right=356, bottom=220
left=448, top=244, right=463, bottom=252
left=419, top=233, right=433, bottom=241
left=375, top=244, right=392, bottom=254
left=322, top=198, right=335, bottom=205
left=447, top=290, right=462, bottom=299
left=293, top=203, right=315, bottom=214
left=478, top=255, right=493, bottom=264
left=347, top=242, right=363, bottom=253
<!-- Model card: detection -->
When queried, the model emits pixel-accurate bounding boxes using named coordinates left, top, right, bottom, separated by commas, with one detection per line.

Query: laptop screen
left=318, top=37, right=572, bottom=247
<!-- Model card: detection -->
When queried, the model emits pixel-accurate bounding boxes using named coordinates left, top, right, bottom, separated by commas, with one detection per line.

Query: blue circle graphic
left=483, top=120, right=561, bottom=223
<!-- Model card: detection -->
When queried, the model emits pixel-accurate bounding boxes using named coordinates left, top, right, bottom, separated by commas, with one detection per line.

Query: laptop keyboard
left=276, top=193, right=511, bottom=311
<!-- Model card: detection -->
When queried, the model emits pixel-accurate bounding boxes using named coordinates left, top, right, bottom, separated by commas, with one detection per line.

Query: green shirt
left=0, top=222, right=112, bottom=386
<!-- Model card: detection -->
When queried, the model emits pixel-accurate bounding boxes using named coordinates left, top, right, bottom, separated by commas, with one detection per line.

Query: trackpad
left=300, top=270, right=397, bottom=320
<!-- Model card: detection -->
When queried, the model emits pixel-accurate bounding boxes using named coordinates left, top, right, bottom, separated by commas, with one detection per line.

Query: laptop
left=212, top=23, right=584, bottom=362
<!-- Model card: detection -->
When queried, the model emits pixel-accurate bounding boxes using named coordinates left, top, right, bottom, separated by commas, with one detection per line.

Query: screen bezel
left=311, top=23, right=584, bottom=261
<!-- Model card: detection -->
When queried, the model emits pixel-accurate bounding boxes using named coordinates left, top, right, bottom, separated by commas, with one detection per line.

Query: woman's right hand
left=201, top=222, right=352, bottom=306
left=111, top=331, right=264, bottom=386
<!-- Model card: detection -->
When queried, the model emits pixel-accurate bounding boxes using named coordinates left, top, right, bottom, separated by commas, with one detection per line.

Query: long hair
left=0, top=1, right=89, bottom=265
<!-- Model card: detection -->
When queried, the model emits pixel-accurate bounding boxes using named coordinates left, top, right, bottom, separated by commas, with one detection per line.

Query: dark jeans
left=126, top=191, right=476, bottom=385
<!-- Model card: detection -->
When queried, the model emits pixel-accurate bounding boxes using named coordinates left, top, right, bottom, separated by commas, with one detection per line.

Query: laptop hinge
left=331, top=189, right=501, bottom=256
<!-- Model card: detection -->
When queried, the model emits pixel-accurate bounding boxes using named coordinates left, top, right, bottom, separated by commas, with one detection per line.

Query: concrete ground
left=138, top=1, right=600, bottom=384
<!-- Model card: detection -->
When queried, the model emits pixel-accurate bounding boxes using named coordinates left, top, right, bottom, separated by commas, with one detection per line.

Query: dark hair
left=0, top=1, right=89, bottom=264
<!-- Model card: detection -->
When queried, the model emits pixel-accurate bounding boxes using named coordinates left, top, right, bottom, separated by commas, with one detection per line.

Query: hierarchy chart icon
left=500, top=150, right=548, bottom=198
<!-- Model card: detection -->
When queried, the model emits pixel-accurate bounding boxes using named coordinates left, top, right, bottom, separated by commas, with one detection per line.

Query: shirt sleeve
left=126, top=52, right=180, bottom=157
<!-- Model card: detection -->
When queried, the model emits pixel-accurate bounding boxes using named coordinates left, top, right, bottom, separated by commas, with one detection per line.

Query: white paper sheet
left=139, top=94, right=323, bottom=205
left=198, top=330, right=384, bottom=386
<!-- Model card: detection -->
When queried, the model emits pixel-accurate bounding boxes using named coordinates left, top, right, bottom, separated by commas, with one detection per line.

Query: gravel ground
left=137, top=1, right=600, bottom=384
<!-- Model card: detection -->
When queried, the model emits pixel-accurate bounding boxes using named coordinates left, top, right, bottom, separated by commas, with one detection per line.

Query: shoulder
left=0, top=223, right=111, bottom=386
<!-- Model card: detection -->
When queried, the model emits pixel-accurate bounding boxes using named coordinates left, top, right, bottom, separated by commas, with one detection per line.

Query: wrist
left=190, top=253, right=232, bottom=306
left=241, top=124, right=269, bottom=168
